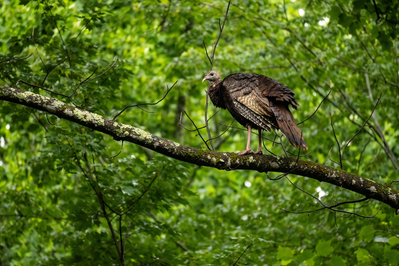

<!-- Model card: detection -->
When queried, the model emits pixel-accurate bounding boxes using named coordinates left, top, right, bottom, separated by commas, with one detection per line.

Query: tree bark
left=1, top=85, right=399, bottom=211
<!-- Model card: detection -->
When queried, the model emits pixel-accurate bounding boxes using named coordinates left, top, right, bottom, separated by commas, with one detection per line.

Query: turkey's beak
left=202, top=77, right=207, bottom=82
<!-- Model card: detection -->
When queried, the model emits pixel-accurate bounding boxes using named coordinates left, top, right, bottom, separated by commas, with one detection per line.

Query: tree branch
left=1, top=85, right=399, bottom=211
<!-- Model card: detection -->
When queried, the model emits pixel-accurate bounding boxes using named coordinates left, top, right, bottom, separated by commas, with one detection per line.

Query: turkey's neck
left=208, top=79, right=225, bottom=109
left=211, top=79, right=222, bottom=86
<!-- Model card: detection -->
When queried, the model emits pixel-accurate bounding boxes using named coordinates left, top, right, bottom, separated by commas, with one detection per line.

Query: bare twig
left=113, top=80, right=178, bottom=120
left=118, top=169, right=162, bottom=216
left=119, top=216, right=124, bottom=262
left=328, top=147, right=341, bottom=167
left=204, top=0, right=231, bottom=151
left=233, top=243, right=253, bottom=266
left=206, top=119, right=235, bottom=143
left=364, top=72, right=398, bottom=169
left=330, top=113, right=342, bottom=169
left=0, top=54, right=33, bottom=64
left=179, top=110, right=220, bottom=132
left=371, top=0, right=382, bottom=23
left=341, top=93, right=382, bottom=167
left=47, top=2, right=72, bottom=67
left=298, top=88, right=331, bottom=125
left=45, top=113, right=59, bottom=125
left=274, top=131, right=289, bottom=157
left=17, top=80, right=70, bottom=98
left=79, top=153, right=124, bottom=266
left=281, top=176, right=383, bottom=218
left=266, top=139, right=301, bottom=180
left=184, top=111, right=211, bottom=150
left=387, top=226, right=399, bottom=239
left=41, top=51, right=74, bottom=86
left=108, top=140, right=124, bottom=159
left=31, top=110, right=48, bottom=132
left=68, top=66, right=98, bottom=98
left=79, top=58, right=118, bottom=87
left=203, top=41, right=212, bottom=65
left=32, top=28, right=48, bottom=73
left=357, top=139, right=371, bottom=174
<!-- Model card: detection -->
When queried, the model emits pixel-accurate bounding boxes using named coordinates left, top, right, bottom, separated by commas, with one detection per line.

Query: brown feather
left=270, top=101, right=308, bottom=150
left=202, top=71, right=308, bottom=151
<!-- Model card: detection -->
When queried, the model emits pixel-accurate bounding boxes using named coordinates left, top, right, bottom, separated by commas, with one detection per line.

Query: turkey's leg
left=238, top=125, right=255, bottom=155
left=255, top=129, right=263, bottom=154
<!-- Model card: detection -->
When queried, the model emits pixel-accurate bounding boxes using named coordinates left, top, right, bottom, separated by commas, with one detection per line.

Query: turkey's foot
left=254, top=149, right=263, bottom=155
left=238, top=149, right=255, bottom=155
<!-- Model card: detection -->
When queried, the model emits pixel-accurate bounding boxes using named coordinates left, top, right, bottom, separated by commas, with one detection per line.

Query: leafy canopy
left=1, top=0, right=399, bottom=265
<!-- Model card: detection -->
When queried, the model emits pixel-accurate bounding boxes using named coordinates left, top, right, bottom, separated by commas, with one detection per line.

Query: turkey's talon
left=238, top=149, right=255, bottom=155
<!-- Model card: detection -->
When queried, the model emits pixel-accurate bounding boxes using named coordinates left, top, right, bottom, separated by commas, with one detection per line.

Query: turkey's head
left=202, top=70, right=222, bottom=85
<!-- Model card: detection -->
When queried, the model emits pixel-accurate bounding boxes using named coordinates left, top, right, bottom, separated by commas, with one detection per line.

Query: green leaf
left=329, top=6, right=341, bottom=21
left=391, top=215, right=399, bottom=226
left=331, top=255, right=346, bottom=266
left=355, top=248, right=370, bottom=263
left=389, top=236, right=399, bottom=246
left=359, top=225, right=375, bottom=242
left=277, top=246, right=293, bottom=261
left=296, top=250, right=314, bottom=264
left=338, top=13, right=353, bottom=28
left=352, top=0, right=366, bottom=10
left=316, top=240, right=334, bottom=257
left=384, top=248, right=399, bottom=265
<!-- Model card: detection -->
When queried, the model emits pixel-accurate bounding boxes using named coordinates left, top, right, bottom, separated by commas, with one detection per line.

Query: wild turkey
left=202, top=70, right=308, bottom=155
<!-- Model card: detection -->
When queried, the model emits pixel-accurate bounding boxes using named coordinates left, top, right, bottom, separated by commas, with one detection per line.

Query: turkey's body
left=206, top=72, right=308, bottom=152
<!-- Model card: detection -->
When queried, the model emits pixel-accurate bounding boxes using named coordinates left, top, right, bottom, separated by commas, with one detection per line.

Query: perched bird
left=202, top=70, right=308, bottom=155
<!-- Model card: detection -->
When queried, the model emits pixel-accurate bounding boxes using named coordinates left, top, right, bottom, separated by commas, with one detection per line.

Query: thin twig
left=119, top=170, right=161, bottom=216
left=328, top=147, right=341, bottom=167
left=80, top=153, right=124, bottom=265
left=79, top=58, right=117, bottom=86
left=47, top=1, right=72, bottom=67
left=387, top=226, right=399, bottom=239
left=113, top=80, right=178, bottom=120
left=204, top=0, right=231, bottom=151
left=179, top=110, right=220, bottom=132
left=68, top=66, right=99, bottom=98
left=364, top=72, right=398, bottom=169
left=108, top=140, right=124, bottom=159
left=330, top=113, right=342, bottom=169
left=0, top=54, right=33, bottom=64
left=266, top=140, right=301, bottom=181
left=184, top=111, right=211, bottom=150
left=119, top=215, right=124, bottom=262
left=233, top=243, right=253, bottom=266
left=341, top=94, right=382, bottom=167
left=206, top=119, right=234, bottom=143
left=32, top=28, right=48, bottom=73
left=281, top=176, right=383, bottom=218
left=45, top=113, right=59, bottom=125
left=18, top=80, right=70, bottom=97
left=298, top=88, right=331, bottom=125
left=357, top=139, right=371, bottom=174
left=31, top=110, right=48, bottom=132
left=203, top=41, right=212, bottom=65
left=41, top=51, right=74, bottom=86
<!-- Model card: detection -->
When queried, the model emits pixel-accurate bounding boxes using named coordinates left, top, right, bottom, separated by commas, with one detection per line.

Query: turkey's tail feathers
left=270, top=102, right=308, bottom=150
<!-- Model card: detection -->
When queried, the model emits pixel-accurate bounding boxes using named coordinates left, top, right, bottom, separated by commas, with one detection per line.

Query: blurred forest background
left=1, top=0, right=399, bottom=265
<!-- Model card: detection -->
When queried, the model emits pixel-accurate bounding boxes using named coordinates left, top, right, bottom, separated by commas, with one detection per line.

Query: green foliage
left=1, top=0, right=399, bottom=265
left=316, top=240, right=334, bottom=257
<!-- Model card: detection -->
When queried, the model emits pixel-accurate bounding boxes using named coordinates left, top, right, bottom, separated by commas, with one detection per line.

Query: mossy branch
left=1, top=85, right=399, bottom=211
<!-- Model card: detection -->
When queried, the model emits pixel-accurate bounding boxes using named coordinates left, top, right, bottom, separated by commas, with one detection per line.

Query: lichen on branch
left=1, top=85, right=398, bottom=211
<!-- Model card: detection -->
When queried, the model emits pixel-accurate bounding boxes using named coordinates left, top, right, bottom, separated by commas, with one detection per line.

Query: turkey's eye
left=210, top=73, right=214, bottom=76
